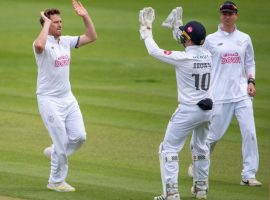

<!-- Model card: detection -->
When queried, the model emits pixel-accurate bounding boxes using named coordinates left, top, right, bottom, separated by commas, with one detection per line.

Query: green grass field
left=0, top=0, right=269, bottom=199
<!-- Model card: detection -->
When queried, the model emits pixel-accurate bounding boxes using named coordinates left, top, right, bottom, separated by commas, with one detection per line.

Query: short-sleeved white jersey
left=33, top=35, right=79, bottom=97
left=203, top=25, right=255, bottom=103
left=144, top=36, right=212, bottom=105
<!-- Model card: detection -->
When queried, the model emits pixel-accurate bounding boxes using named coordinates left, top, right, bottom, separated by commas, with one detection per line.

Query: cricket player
left=33, top=0, right=97, bottom=192
left=188, top=1, right=262, bottom=186
left=139, top=7, right=213, bottom=200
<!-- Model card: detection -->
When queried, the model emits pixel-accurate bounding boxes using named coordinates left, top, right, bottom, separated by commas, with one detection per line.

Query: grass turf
left=0, top=0, right=269, bottom=199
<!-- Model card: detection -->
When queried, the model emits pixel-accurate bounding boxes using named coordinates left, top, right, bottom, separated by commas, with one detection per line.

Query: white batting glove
left=162, top=7, right=183, bottom=40
left=139, top=7, right=155, bottom=40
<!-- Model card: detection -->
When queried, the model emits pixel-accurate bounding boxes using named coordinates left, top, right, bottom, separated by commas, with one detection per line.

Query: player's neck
left=221, top=24, right=236, bottom=33
left=184, top=40, right=193, bottom=47
left=53, top=36, right=60, bottom=43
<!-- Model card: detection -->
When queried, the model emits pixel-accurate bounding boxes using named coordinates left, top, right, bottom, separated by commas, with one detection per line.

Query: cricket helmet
left=178, top=21, right=206, bottom=45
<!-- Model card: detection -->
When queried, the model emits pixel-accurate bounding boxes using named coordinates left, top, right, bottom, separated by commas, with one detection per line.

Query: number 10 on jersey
left=192, top=73, right=210, bottom=91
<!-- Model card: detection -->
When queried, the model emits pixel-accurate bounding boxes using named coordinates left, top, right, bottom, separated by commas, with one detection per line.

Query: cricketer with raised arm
left=140, top=6, right=213, bottom=200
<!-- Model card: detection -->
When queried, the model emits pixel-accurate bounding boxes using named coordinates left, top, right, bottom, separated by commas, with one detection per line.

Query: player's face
left=220, top=12, right=238, bottom=27
left=48, top=14, right=62, bottom=37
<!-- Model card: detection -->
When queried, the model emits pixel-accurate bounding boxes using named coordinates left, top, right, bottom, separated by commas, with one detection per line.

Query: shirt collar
left=48, top=35, right=60, bottom=43
left=185, top=45, right=202, bottom=51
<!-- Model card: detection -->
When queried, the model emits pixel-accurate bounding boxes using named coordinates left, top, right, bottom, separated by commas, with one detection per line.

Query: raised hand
left=139, top=7, right=155, bottom=28
left=139, top=7, right=155, bottom=40
left=72, top=0, right=88, bottom=17
left=162, top=7, right=183, bottom=41
left=162, top=7, right=183, bottom=29
left=40, top=11, right=51, bottom=24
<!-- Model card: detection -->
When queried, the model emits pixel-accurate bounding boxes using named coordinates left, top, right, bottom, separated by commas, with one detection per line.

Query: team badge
left=164, top=50, right=172, bottom=55
left=187, top=26, right=193, bottom=33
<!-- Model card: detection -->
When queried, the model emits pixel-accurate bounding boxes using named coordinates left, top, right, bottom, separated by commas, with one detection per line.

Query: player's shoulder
left=172, top=50, right=190, bottom=59
left=202, top=47, right=212, bottom=57
left=235, top=29, right=251, bottom=40
left=203, top=31, right=220, bottom=49
left=61, top=35, right=78, bottom=42
left=205, top=30, right=220, bottom=41
left=60, top=35, right=72, bottom=41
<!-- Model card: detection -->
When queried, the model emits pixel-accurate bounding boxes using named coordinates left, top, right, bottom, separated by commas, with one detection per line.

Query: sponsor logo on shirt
left=221, top=52, right=241, bottom=64
left=55, top=55, right=70, bottom=67
left=164, top=50, right=172, bottom=55
left=193, top=55, right=209, bottom=59
left=193, top=62, right=211, bottom=69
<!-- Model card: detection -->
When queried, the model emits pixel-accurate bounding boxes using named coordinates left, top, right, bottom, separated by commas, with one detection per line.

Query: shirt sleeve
left=202, top=37, right=213, bottom=53
left=202, top=38, right=209, bottom=50
left=65, top=36, right=80, bottom=49
left=144, top=36, right=187, bottom=66
left=32, top=40, right=45, bottom=59
left=245, top=36, right=256, bottom=79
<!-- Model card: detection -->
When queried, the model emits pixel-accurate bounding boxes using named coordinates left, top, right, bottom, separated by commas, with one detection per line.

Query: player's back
left=174, top=46, right=212, bottom=105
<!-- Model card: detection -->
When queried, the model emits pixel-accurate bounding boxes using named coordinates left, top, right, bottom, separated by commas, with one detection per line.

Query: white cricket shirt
left=203, top=25, right=255, bottom=103
left=144, top=36, right=212, bottom=105
left=33, top=35, right=79, bottom=97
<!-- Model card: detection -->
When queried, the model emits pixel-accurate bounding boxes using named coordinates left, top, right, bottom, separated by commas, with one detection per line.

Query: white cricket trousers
left=208, top=99, right=259, bottom=179
left=37, top=93, right=86, bottom=183
left=160, top=104, right=211, bottom=195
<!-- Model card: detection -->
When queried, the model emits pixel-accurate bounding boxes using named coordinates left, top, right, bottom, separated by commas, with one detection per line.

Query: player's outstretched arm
left=139, top=8, right=180, bottom=66
left=72, top=0, right=97, bottom=47
left=34, top=12, right=51, bottom=54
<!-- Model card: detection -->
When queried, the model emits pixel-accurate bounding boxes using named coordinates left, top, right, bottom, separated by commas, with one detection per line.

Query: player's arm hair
left=72, top=0, right=97, bottom=47
left=34, top=21, right=50, bottom=54
left=77, top=14, right=97, bottom=47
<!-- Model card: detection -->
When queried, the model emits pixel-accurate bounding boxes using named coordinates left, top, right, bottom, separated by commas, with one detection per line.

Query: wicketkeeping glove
left=162, top=7, right=183, bottom=40
left=139, top=7, right=155, bottom=40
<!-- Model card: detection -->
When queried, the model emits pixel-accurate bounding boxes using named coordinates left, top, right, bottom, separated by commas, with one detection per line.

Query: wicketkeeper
left=139, top=7, right=212, bottom=200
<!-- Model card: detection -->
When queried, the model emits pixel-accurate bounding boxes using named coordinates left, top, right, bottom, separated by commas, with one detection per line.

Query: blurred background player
left=139, top=7, right=213, bottom=200
left=188, top=1, right=261, bottom=186
left=33, top=0, right=97, bottom=192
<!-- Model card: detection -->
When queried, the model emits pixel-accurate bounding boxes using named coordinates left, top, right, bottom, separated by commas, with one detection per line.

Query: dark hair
left=40, top=8, right=61, bottom=26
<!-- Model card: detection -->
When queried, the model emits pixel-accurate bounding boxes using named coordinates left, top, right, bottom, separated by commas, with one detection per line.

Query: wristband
left=248, top=78, right=255, bottom=86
